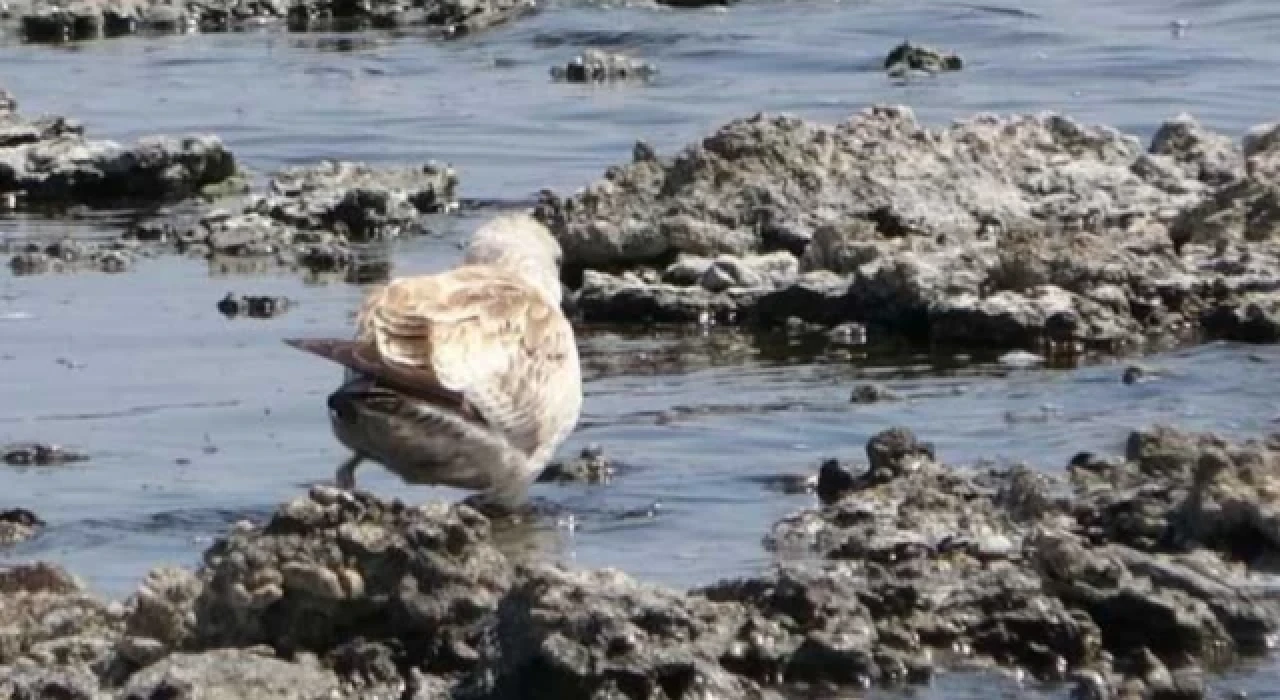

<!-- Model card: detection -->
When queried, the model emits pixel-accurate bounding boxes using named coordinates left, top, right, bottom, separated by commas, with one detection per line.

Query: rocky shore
left=2, top=89, right=459, bottom=279
left=8, top=81, right=1280, bottom=352
left=7, top=0, right=535, bottom=42
left=536, top=107, right=1280, bottom=353
left=0, top=88, right=238, bottom=208
left=3, top=424, right=1278, bottom=699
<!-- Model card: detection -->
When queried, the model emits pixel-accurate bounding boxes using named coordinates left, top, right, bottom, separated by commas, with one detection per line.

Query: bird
left=284, top=212, right=582, bottom=511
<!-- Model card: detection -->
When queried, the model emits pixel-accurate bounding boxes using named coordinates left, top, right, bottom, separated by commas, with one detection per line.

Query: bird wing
left=355, top=264, right=582, bottom=459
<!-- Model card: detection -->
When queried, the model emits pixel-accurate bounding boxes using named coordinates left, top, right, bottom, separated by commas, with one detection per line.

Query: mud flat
left=536, top=106, right=1280, bottom=354
left=2, top=424, right=1278, bottom=699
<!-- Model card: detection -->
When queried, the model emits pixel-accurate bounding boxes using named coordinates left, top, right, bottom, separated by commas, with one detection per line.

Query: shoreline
left=3, top=424, right=1279, bottom=698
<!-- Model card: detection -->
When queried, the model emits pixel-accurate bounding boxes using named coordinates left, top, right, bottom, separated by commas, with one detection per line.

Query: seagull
left=284, top=212, right=582, bottom=510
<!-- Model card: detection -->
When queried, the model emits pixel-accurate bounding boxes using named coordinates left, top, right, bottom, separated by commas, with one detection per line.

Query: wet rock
left=264, top=160, right=456, bottom=240
left=215, top=293, right=292, bottom=319
left=0, top=508, right=44, bottom=546
left=425, top=0, right=536, bottom=37
left=2, top=442, right=90, bottom=466
left=537, top=444, right=614, bottom=484
left=815, top=458, right=856, bottom=505
left=0, top=121, right=238, bottom=205
left=573, top=268, right=748, bottom=324
left=193, top=486, right=511, bottom=674
left=1122, top=365, right=1149, bottom=384
left=8, top=238, right=136, bottom=276
left=457, top=564, right=780, bottom=700
left=16, top=0, right=533, bottom=41
left=0, top=562, right=124, bottom=679
left=287, top=0, right=535, bottom=35
left=124, top=159, right=457, bottom=276
left=119, top=648, right=345, bottom=699
left=1201, top=293, right=1280, bottom=343
left=849, top=382, right=902, bottom=404
left=883, top=40, right=964, bottom=74
left=551, top=49, right=657, bottom=84
left=535, top=106, right=1280, bottom=350
left=865, top=426, right=934, bottom=476
left=758, top=426, right=1280, bottom=692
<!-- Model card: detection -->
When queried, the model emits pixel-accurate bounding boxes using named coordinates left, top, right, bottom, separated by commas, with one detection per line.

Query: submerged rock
left=0, top=508, right=43, bottom=546
left=536, top=106, right=1280, bottom=351
left=537, top=444, right=614, bottom=484
left=551, top=49, right=657, bottom=84
left=849, top=382, right=902, bottom=404
left=883, top=40, right=964, bottom=74
left=119, top=160, right=458, bottom=277
left=17, top=0, right=535, bottom=42
left=7, top=238, right=137, bottom=275
left=2, top=442, right=90, bottom=466
left=215, top=293, right=292, bottom=319
left=0, top=95, right=238, bottom=205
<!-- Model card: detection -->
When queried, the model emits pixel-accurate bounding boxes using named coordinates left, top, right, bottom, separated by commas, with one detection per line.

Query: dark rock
left=18, top=0, right=534, bottom=41
left=849, top=383, right=902, bottom=404
left=121, top=159, right=457, bottom=278
left=1123, top=365, right=1148, bottom=384
left=552, top=49, right=657, bottom=84
left=193, top=486, right=511, bottom=673
left=8, top=238, right=136, bottom=276
left=456, top=564, right=779, bottom=700
left=537, top=444, right=614, bottom=484
left=761, top=426, right=1279, bottom=693
left=0, top=90, right=240, bottom=208
left=0, top=507, right=45, bottom=546
left=2, top=442, right=90, bottom=466
left=216, top=293, right=292, bottom=319
left=865, top=426, right=933, bottom=476
left=815, top=458, right=856, bottom=505
left=883, top=40, right=964, bottom=74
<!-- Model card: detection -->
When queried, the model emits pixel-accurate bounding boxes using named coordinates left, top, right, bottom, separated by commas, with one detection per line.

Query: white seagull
left=285, top=212, right=582, bottom=509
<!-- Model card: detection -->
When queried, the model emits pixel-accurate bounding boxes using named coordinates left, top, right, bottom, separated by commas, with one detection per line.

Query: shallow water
left=3, top=0, right=1280, bottom=695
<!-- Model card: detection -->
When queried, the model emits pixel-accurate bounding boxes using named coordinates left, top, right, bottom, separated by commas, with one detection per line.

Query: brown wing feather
left=354, top=264, right=581, bottom=459
left=282, top=338, right=486, bottom=425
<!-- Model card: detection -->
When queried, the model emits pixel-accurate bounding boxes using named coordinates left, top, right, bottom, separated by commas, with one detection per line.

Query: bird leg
left=335, top=453, right=363, bottom=490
